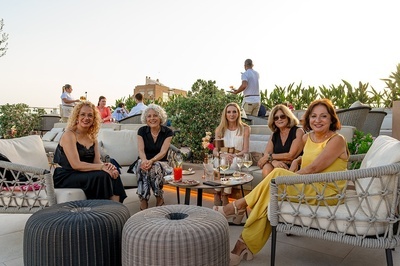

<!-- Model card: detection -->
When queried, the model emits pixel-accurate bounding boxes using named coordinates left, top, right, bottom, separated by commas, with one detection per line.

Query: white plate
left=173, top=179, right=200, bottom=187
left=182, top=170, right=195, bottom=175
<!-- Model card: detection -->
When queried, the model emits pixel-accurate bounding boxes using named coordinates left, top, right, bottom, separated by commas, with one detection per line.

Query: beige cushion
left=356, top=135, right=400, bottom=218
left=0, top=135, right=49, bottom=170
left=101, top=130, right=138, bottom=166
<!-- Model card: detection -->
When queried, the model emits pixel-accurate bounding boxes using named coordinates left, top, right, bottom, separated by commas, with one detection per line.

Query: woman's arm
left=237, top=125, right=250, bottom=156
left=62, top=97, right=79, bottom=105
left=102, top=107, right=113, bottom=122
left=150, top=136, right=172, bottom=163
left=60, top=131, right=114, bottom=173
left=257, top=133, right=275, bottom=168
left=297, top=134, right=348, bottom=175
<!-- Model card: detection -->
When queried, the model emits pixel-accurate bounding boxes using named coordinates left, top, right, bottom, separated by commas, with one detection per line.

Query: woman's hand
left=140, top=159, right=153, bottom=171
left=101, top=163, right=119, bottom=179
left=257, top=156, right=268, bottom=168
left=289, top=157, right=301, bottom=172
left=271, top=160, right=289, bottom=170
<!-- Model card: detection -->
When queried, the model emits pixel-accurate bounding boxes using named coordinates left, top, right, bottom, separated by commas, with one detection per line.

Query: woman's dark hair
left=302, top=99, right=341, bottom=132
left=98, top=96, right=106, bottom=106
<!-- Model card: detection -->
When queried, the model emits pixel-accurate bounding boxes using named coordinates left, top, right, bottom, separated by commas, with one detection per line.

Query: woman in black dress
left=53, top=101, right=126, bottom=203
left=257, top=104, right=304, bottom=177
left=135, top=104, right=173, bottom=210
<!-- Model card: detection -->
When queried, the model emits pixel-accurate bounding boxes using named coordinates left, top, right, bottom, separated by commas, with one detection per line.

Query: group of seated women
left=53, top=98, right=349, bottom=266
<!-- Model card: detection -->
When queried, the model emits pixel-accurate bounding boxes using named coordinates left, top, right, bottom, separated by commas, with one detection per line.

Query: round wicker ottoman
left=23, top=200, right=130, bottom=266
left=122, top=205, right=230, bottom=266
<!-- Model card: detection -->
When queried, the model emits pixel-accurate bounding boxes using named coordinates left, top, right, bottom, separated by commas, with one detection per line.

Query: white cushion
left=249, top=140, right=267, bottom=154
left=356, top=135, right=400, bottom=218
left=275, top=190, right=387, bottom=235
left=101, top=130, right=138, bottom=166
left=42, top=131, right=58, bottom=141
left=250, top=134, right=270, bottom=142
left=0, top=135, right=49, bottom=170
left=350, top=101, right=370, bottom=108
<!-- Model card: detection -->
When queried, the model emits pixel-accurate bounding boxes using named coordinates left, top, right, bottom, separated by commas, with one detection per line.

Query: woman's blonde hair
left=216, top=102, right=248, bottom=138
left=67, top=101, right=101, bottom=141
left=267, top=104, right=299, bottom=132
left=141, top=104, right=168, bottom=124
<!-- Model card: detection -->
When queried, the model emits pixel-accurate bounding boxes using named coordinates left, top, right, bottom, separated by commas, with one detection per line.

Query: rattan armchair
left=269, top=135, right=400, bottom=266
left=0, top=160, right=56, bottom=213
left=362, top=110, right=387, bottom=137
left=336, top=106, right=371, bottom=130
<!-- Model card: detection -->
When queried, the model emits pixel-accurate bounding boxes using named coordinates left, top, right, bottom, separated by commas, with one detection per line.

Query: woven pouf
left=23, top=200, right=130, bottom=266
left=122, top=204, right=230, bottom=266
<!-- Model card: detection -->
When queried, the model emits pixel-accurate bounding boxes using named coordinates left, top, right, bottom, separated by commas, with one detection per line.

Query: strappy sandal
left=213, top=201, right=245, bottom=225
left=230, top=238, right=253, bottom=265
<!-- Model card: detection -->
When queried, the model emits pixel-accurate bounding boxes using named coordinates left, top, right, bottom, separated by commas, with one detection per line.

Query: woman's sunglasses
left=273, top=114, right=287, bottom=121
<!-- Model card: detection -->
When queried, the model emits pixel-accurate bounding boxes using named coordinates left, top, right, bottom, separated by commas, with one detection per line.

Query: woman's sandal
left=213, top=201, right=245, bottom=225
left=230, top=238, right=254, bottom=266
left=156, top=197, right=165, bottom=207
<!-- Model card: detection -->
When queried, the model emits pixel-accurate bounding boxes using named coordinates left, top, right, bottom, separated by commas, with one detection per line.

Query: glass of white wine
left=243, top=153, right=253, bottom=172
left=236, top=155, right=243, bottom=172
left=219, top=153, right=230, bottom=178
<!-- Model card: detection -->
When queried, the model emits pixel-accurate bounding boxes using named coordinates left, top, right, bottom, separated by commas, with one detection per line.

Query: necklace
left=151, top=129, right=161, bottom=139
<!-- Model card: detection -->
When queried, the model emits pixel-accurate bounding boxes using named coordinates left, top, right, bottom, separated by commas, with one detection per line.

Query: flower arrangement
left=202, top=132, right=215, bottom=153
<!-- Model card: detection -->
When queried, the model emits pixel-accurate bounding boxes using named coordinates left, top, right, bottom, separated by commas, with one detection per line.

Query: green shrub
left=0, top=103, right=44, bottom=138
left=348, top=130, right=374, bottom=169
left=164, top=79, right=239, bottom=162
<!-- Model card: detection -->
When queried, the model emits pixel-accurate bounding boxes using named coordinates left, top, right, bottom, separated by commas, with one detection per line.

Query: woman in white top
left=213, top=102, right=250, bottom=206
left=60, top=84, right=79, bottom=122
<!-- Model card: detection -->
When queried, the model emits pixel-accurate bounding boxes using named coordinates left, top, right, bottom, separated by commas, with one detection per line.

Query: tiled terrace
left=1, top=186, right=399, bottom=266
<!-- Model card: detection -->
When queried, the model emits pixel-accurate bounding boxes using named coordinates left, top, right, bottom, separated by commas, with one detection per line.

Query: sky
left=1, top=0, right=400, bottom=109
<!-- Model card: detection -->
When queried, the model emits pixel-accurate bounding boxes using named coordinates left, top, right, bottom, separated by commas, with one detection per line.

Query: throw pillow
left=356, top=135, right=400, bottom=218
left=0, top=153, right=28, bottom=184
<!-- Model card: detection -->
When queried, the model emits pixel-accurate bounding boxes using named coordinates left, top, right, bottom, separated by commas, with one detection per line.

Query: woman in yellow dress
left=214, top=99, right=349, bottom=265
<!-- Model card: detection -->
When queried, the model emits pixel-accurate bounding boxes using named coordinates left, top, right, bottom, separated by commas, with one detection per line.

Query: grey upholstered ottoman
left=23, top=200, right=130, bottom=266
left=122, top=205, right=230, bottom=266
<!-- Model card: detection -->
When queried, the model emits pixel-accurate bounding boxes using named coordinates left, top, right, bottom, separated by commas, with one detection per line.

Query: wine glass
left=219, top=153, right=230, bottom=178
left=236, top=155, right=243, bottom=172
left=243, top=153, right=253, bottom=172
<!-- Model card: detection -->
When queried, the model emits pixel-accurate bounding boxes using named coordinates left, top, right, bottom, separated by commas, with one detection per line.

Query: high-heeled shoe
left=229, top=238, right=253, bottom=266
left=213, top=201, right=245, bottom=225
left=140, top=199, right=148, bottom=211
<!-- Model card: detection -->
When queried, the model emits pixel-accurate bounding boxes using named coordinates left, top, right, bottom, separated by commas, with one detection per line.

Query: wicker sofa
left=0, top=134, right=141, bottom=215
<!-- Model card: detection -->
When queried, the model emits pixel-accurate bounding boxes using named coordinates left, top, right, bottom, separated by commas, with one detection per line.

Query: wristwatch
left=268, top=153, right=273, bottom=163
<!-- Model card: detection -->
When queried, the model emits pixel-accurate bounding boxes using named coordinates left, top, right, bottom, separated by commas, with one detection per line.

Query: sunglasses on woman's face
left=274, top=114, right=287, bottom=121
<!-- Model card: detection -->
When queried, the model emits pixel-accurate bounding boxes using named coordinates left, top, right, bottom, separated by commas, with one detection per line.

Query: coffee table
left=166, top=170, right=253, bottom=207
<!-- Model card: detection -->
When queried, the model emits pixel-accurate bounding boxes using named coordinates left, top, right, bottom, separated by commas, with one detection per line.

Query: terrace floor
left=1, top=187, right=399, bottom=266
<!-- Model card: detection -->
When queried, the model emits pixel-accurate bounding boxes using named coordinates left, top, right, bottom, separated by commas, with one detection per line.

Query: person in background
left=214, top=99, right=349, bottom=265
left=213, top=102, right=250, bottom=207
left=112, top=102, right=129, bottom=121
left=60, top=84, right=80, bottom=122
left=231, top=59, right=260, bottom=116
left=128, top=93, right=147, bottom=116
left=257, top=104, right=304, bottom=177
left=53, top=101, right=126, bottom=203
left=134, top=104, right=173, bottom=210
left=97, top=96, right=112, bottom=123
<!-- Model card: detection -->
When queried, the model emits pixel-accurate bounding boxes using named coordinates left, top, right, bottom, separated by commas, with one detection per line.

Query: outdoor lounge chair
left=362, top=110, right=387, bottom=137
left=336, top=106, right=371, bottom=131
left=118, top=114, right=142, bottom=124
left=269, top=135, right=400, bottom=266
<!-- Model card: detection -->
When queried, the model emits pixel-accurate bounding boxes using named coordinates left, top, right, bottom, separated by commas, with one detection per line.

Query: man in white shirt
left=231, top=59, right=261, bottom=116
left=128, top=93, right=147, bottom=116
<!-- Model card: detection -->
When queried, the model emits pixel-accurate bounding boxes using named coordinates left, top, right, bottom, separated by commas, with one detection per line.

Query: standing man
left=128, top=93, right=147, bottom=116
left=231, top=59, right=260, bottom=116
